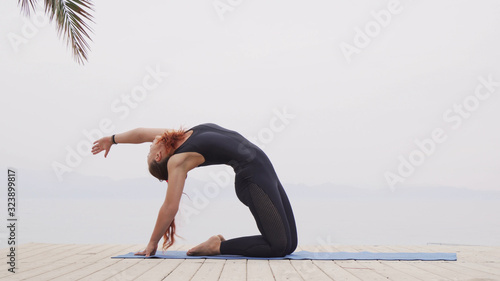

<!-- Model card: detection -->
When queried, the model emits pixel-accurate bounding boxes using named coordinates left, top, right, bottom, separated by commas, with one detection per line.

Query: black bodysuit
left=173, top=123, right=298, bottom=257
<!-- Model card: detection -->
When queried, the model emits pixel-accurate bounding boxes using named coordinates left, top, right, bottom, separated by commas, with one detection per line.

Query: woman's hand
left=134, top=242, right=158, bottom=257
left=92, top=136, right=113, bottom=157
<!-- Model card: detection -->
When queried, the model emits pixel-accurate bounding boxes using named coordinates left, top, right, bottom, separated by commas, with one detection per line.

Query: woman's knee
left=268, top=240, right=289, bottom=257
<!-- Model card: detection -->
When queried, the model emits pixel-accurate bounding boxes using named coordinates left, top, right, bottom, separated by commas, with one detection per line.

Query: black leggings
left=219, top=179, right=298, bottom=257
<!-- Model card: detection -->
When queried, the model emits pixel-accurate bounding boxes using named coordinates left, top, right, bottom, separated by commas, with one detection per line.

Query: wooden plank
left=100, top=244, right=185, bottom=281
left=380, top=245, right=413, bottom=252
left=338, top=245, right=363, bottom=252
left=484, top=246, right=500, bottom=260
left=106, top=259, right=164, bottom=280
left=308, top=244, right=344, bottom=252
left=2, top=243, right=498, bottom=281
left=49, top=244, right=142, bottom=281
left=64, top=244, right=126, bottom=263
left=219, top=260, right=246, bottom=281
left=0, top=243, right=71, bottom=271
left=316, top=244, right=387, bottom=281
left=435, top=261, right=500, bottom=279
left=134, top=259, right=184, bottom=281
left=344, top=245, right=374, bottom=252
left=451, top=246, right=483, bottom=263
left=163, top=259, right=204, bottom=281
left=247, top=260, right=274, bottom=281
left=269, top=260, right=303, bottom=281
left=455, top=246, right=500, bottom=263
left=43, top=243, right=97, bottom=262
left=313, top=260, right=362, bottom=281
left=356, top=261, right=421, bottom=281
left=457, top=261, right=500, bottom=275
left=0, top=244, right=90, bottom=278
left=353, top=245, right=399, bottom=253
left=291, top=245, right=447, bottom=281
left=335, top=260, right=390, bottom=281
left=51, top=259, right=121, bottom=281
left=342, top=245, right=454, bottom=281
left=190, top=259, right=225, bottom=281
left=403, top=245, right=459, bottom=255
left=402, top=245, right=500, bottom=264
left=290, top=260, right=332, bottom=281
left=341, top=245, right=370, bottom=252
left=0, top=244, right=98, bottom=280
left=16, top=243, right=81, bottom=264
left=380, top=261, right=452, bottom=281
left=80, top=244, right=141, bottom=263
left=32, top=259, right=118, bottom=281
left=375, top=245, right=461, bottom=281
left=78, top=259, right=143, bottom=281
left=409, top=261, right=477, bottom=280
left=322, top=244, right=341, bottom=251
left=111, top=244, right=185, bottom=281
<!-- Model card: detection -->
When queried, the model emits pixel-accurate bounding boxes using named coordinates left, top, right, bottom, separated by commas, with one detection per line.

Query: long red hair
left=162, top=219, right=177, bottom=250
left=148, top=128, right=186, bottom=250
left=157, top=129, right=186, bottom=154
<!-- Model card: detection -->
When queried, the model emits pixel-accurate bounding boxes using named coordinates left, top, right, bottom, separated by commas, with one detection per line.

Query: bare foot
left=187, top=235, right=222, bottom=256
left=217, top=234, right=226, bottom=242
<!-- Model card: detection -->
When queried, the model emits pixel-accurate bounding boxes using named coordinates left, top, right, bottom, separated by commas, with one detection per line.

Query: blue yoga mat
left=112, top=250, right=457, bottom=261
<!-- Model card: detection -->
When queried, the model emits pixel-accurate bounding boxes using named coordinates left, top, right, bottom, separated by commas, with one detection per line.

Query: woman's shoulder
left=169, top=151, right=205, bottom=170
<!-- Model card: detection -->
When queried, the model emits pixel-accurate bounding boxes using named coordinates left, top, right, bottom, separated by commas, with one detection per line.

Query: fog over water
left=5, top=170, right=499, bottom=248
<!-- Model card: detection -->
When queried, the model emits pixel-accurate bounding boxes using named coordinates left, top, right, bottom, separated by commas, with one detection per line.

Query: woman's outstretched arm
left=91, top=128, right=167, bottom=157
left=112, top=128, right=168, bottom=144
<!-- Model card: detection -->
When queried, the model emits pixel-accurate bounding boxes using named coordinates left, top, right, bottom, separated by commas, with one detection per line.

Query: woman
left=92, top=123, right=297, bottom=257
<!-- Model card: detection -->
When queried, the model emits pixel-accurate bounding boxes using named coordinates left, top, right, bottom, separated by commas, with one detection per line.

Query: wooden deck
left=1, top=243, right=499, bottom=280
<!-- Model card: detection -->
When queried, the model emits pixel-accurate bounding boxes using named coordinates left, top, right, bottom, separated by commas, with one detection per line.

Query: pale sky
left=1, top=0, right=499, bottom=191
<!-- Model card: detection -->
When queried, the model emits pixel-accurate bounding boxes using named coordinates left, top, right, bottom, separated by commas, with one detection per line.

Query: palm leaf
left=18, top=0, right=38, bottom=15
left=45, top=0, right=94, bottom=64
left=18, top=0, right=94, bottom=64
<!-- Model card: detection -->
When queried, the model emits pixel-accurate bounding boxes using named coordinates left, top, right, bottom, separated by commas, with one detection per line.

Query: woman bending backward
left=92, top=123, right=297, bottom=257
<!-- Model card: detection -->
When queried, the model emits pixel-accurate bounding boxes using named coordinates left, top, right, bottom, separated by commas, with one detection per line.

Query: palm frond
left=44, top=0, right=94, bottom=64
left=18, top=0, right=38, bottom=15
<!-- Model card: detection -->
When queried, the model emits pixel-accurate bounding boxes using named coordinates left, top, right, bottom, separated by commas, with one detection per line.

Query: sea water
left=7, top=196, right=500, bottom=248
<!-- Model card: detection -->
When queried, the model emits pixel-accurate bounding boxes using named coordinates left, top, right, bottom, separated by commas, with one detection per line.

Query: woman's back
left=174, top=123, right=272, bottom=173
